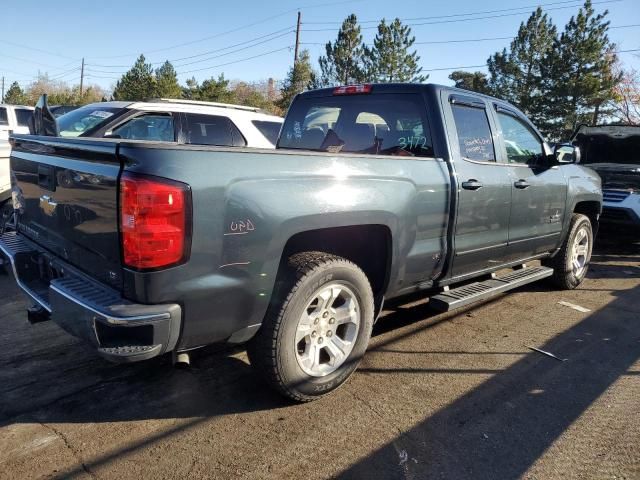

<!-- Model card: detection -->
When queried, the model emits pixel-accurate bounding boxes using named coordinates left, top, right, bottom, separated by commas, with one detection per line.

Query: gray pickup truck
left=0, top=84, right=601, bottom=401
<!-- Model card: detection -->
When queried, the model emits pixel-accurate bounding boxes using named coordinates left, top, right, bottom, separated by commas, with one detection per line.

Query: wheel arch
left=279, top=224, right=393, bottom=315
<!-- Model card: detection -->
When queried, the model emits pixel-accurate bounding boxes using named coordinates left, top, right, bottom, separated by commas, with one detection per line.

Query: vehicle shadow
left=337, top=282, right=640, bottom=479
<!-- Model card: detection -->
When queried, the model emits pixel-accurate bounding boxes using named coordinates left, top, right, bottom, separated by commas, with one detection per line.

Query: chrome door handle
left=461, top=179, right=483, bottom=190
left=514, top=179, right=530, bottom=189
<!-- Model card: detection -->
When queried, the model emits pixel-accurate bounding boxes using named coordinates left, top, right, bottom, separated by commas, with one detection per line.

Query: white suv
left=0, top=104, right=34, bottom=141
left=55, top=99, right=283, bottom=148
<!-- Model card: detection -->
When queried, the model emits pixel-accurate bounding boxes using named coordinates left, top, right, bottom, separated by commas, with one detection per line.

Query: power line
left=87, top=27, right=295, bottom=69
left=87, top=0, right=361, bottom=60
left=176, top=46, right=293, bottom=75
left=303, top=0, right=586, bottom=24
left=0, top=39, right=79, bottom=61
left=302, top=0, right=623, bottom=31
left=419, top=48, right=640, bottom=73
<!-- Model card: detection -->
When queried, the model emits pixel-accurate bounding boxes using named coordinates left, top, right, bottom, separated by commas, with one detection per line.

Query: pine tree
left=366, top=18, right=426, bottom=83
left=318, top=14, right=367, bottom=85
left=546, top=0, right=620, bottom=139
left=487, top=8, right=557, bottom=128
left=3, top=82, right=28, bottom=104
left=182, top=77, right=201, bottom=100
left=278, top=50, right=317, bottom=111
left=155, top=61, right=182, bottom=99
left=197, top=74, right=235, bottom=103
left=449, top=71, right=490, bottom=94
left=112, top=54, right=157, bottom=101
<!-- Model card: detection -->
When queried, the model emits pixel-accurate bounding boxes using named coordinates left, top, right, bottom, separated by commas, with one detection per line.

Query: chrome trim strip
left=49, top=283, right=171, bottom=325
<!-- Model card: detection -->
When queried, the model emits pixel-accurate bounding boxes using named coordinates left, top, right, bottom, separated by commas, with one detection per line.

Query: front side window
left=58, top=105, right=123, bottom=137
left=15, top=109, right=33, bottom=127
left=279, top=94, right=433, bottom=157
left=112, top=114, right=175, bottom=141
left=185, top=114, right=245, bottom=146
left=0, top=108, right=7, bottom=126
left=497, top=112, right=543, bottom=165
left=451, top=104, right=495, bottom=162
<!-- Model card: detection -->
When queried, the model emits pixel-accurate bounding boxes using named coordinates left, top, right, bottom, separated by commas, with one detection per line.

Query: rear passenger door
left=183, top=113, right=246, bottom=147
left=493, top=106, right=567, bottom=261
left=444, top=94, right=512, bottom=278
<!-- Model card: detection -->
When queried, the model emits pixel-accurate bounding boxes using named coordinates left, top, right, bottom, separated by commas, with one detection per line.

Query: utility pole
left=79, top=58, right=85, bottom=97
left=1, top=77, right=4, bottom=103
left=294, top=11, right=301, bottom=65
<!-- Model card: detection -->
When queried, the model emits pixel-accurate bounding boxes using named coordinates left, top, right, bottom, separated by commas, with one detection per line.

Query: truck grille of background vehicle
left=602, top=190, right=631, bottom=203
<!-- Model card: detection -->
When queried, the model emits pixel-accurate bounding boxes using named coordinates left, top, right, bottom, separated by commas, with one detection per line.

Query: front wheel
left=248, top=252, right=374, bottom=402
left=544, top=213, right=593, bottom=289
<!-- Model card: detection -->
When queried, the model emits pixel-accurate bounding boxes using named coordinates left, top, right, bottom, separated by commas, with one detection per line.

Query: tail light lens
left=120, top=172, right=191, bottom=270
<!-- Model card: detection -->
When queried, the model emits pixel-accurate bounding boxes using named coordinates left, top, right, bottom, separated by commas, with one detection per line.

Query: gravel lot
left=1, top=228, right=638, bottom=480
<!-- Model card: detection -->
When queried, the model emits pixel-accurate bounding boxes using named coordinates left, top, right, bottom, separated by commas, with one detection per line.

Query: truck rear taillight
left=120, top=173, right=191, bottom=270
left=333, top=84, right=372, bottom=95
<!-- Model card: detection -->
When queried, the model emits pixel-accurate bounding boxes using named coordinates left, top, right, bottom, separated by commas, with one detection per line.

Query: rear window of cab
left=278, top=93, right=433, bottom=157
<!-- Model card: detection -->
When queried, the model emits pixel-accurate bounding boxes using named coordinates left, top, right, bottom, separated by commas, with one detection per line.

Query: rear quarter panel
left=119, top=144, right=450, bottom=349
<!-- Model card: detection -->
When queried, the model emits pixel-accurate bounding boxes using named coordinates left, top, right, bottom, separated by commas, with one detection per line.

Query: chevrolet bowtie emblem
left=39, top=195, right=58, bottom=217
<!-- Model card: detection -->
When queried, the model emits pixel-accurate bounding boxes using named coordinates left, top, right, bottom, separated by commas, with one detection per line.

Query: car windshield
left=57, top=106, right=123, bottom=137
left=278, top=93, right=433, bottom=157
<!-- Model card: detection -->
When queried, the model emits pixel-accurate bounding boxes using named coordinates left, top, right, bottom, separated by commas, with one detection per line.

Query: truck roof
left=297, top=83, right=497, bottom=101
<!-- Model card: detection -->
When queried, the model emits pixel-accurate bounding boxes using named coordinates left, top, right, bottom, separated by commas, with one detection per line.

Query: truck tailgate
left=11, top=136, right=123, bottom=289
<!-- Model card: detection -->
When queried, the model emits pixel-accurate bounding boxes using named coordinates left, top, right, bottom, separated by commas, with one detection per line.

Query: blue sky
left=1, top=0, right=639, bottom=93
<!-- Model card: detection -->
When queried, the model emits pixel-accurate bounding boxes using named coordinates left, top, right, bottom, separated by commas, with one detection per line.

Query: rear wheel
left=247, top=252, right=374, bottom=402
left=544, top=213, right=593, bottom=289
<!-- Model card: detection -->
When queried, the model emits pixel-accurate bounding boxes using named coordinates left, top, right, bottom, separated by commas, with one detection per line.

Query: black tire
left=543, top=213, right=593, bottom=289
left=247, top=251, right=374, bottom=402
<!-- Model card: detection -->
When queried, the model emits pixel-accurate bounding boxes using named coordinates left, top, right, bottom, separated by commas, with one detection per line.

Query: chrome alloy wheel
left=294, top=283, right=360, bottom=377
left=570, top=225, right=590, bottom=277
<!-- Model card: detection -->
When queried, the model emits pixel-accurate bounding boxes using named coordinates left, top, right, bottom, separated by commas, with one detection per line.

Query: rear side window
left=0, top=108, right=7, bottom=126
left=15, top=109, right=33, bottom=127
left=252, top=120, right=282, bottom=145
left=185, top=114, right=246, bottom=147
left=279, top=93, right=433, bottom=157
left=451, top=104, right=495, bottom=162
left=112, top=114, right=175, bottom=141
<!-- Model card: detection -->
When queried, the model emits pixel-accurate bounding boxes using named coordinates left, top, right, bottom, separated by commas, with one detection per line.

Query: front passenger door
left=495, top=108, right=567, bottom=261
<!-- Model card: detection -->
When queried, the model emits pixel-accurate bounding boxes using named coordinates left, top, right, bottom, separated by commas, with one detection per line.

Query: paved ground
left=0, top=227, right=638, bottom=480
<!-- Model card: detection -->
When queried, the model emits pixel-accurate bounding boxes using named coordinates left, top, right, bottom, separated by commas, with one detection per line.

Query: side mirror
left=554, top=144, right=581, bottom=164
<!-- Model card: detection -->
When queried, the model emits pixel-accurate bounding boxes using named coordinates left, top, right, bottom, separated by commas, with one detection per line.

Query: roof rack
left=153, top=98, right=261, bottom=112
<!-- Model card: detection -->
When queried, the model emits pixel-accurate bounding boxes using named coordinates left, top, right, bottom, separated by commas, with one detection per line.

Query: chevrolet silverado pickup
left=0, top=84, right=601, bottom=401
